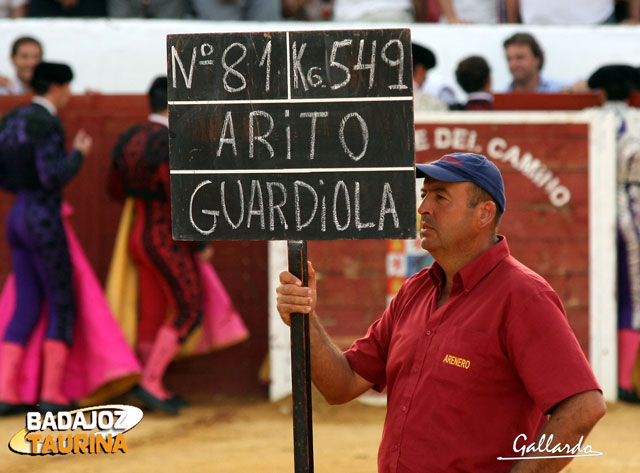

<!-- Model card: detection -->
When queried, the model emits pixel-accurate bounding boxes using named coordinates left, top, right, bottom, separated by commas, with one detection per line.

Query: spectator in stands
left=332, top=0, right=420, bottom=22
left=413, top=0, right=441, bottom=21
left=455, top=55, right=493, bottom=110
left=283, top=0, right=333, bottom=21
left=28, top=0, right=106, bottom=17
left=437, top=0, right=502, bottom=23
left=423, top=73, right=459, bottom=109
left=108, top=0, right=190, bottom=18
left=0, top=36, right=43, bottom=96
left=615, top=0, right=640, bottom=23
left=191, top=0, right=282, bottom=21
left=505, top=0, right=616, bottom=23
left=588, top=64, right=640, bottom=403
left=503, top=32, right=568, bottom=93
left=412, top=43, right=448, bottom=112
left=0, top=0, right=28, bottom=17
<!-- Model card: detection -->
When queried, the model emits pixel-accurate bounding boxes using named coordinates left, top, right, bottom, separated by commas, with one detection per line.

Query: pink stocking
left=40, top=339, right=70, bottom=405
left=0, top=342, right=24, bottom=404
left=139, top=325, right=180, bottom=400
left=619, top=329, right=640, bottom=391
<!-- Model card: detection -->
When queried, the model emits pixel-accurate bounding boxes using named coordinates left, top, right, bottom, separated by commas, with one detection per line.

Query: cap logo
left=440, top=155, right=464, bottom=166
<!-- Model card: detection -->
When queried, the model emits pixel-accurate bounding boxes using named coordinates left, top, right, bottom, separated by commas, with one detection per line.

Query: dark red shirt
left=344, top=237, right=600, bottom=473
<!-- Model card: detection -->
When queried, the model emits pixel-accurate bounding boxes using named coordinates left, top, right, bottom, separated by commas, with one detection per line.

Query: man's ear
left=48, top=82, right=61, bottom=94
left=535, top=56, right=542, bottom=71
left=597, top=88, right=608, bottom=105
left=475, top=200, right=497, bottom=230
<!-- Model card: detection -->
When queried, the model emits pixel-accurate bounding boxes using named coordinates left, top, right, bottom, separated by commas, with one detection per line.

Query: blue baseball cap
left=416, top=153, right=506, bottom=212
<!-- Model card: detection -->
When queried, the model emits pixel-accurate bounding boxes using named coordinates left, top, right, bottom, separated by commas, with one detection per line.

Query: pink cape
left=188, top=260, right=251, bottom=355
left=106, top=198, right=250, bottom=359
left=0, top=204, right=141, bottom=405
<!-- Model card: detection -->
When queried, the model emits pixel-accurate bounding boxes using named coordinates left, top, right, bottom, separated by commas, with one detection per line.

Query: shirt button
left=412, top=367, right=419, bottom=373
left=401, top=406, right=407, bottom=412
left=392, top=445, right=399, bottom=451
left=426, top=330, right=431, bottom=336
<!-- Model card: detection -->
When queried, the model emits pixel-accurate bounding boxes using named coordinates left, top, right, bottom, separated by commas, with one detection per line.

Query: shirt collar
left=32, top=96, right=57, bottom=116
left=7, top=78, right=26, bottom=95
left=602, top=101, right=630, bottom=111
left=506, top=77, right=556, bottom=93
left=536, top=77, right=552, bottom=92
left=148, top=113, right=168, bottom=127
left=428, top=235, right=510, bottom=293
left=467, top=91, right=493, bottom=102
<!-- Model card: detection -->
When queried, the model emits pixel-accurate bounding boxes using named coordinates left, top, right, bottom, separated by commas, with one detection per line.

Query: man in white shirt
left=437, top=0, right=501, bottom=23
left=506, top=0, right=616, bottom=24
left=0, top=36, right=43, bottom=95
left=0, top=0, right=27, bottom=17
left=412, top=43, right=448, bottom=111
left=332, top=0, right=416, bottom=22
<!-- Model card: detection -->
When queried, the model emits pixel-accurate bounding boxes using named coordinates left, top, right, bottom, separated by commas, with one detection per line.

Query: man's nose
left=418, top=195, right=432, bottom=215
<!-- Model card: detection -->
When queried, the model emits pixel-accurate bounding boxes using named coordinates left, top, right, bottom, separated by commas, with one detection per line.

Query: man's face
left=413, top=63, right=428, bottom=88
left=418, top=179, right=476, bottom=254
left=505, top=43, right=539, bottom=84
left=11, top=42, right=42, bottom=85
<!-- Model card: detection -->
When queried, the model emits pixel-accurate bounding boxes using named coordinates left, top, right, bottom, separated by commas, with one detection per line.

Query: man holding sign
left=276, top=153, right=605, bottom=472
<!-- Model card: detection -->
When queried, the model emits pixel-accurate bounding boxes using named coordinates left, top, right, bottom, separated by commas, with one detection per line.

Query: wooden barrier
left=1, top=92, right=631, bottom=396
left=493, top=92, right=640, bottom=110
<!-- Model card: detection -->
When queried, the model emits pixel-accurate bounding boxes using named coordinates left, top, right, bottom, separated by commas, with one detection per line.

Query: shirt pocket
left=429, top=326, right=493, bottom=391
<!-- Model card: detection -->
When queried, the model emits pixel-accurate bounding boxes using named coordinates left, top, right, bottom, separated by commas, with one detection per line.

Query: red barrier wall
left=0, top=93, right=628, bottom=395
left=493, top=92, right=640, bottom=110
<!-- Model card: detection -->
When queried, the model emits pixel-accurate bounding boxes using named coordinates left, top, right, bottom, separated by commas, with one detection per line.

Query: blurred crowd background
left=0, top=0, right=638, bottom=23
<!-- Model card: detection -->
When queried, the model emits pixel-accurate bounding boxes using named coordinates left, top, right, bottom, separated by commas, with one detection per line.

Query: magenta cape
left=183, top=261, right=251, bottom=356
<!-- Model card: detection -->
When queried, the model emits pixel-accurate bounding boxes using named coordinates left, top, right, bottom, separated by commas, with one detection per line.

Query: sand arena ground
left=0, top=394, right=638, bottom=473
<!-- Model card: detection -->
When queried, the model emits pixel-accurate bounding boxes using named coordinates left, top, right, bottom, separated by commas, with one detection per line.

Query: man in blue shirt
left=503, top=32, right=568, bottom=93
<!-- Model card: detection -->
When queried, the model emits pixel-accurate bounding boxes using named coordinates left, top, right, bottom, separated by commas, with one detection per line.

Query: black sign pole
left=287, top=240, right=314, bottom=473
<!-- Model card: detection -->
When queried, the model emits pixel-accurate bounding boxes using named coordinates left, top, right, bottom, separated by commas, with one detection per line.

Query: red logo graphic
left=440, top=155, right=464, bottom=166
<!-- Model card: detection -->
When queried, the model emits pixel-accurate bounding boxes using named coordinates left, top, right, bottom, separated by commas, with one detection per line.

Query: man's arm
left=413, top=0, right=426, bottom=21
left=34, top=125, right=91, bottom=190
left=505, top=0, right=520, bottom=23
left=509, top=389, right=606, bottom=473
left=436, top=0, right=468, bottom=23
left=626, top=0, right=640, bottom=23
left=276, top=262, right=374, bottom=404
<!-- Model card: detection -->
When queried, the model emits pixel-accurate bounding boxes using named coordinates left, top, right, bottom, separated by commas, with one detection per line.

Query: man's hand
left=276, top=261, right=373, bottom=404
left=72, top=129, right=93, bottom=157
left=276, top=261, right=317, bottom=326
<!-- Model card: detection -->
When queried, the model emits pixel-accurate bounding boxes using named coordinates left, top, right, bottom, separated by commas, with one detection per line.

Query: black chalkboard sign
left=167, top=29, right=416, bottom=241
